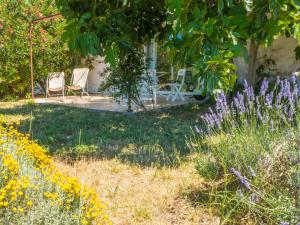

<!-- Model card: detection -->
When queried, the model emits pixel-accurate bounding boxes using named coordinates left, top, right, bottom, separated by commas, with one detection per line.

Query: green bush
left=0, top=0, right=79, bottom=99
left=193, top=78, right=300, bottom=224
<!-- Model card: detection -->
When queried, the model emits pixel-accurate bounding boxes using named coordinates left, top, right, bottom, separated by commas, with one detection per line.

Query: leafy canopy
left=166, top=0, right=300, bottom=92
left=57, top=0, right=300, bottom=94
left=56, top=0, right=170, bottom=67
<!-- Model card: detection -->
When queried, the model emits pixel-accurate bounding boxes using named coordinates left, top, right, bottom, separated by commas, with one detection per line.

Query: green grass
left=0, top=102, right=208, bottom=167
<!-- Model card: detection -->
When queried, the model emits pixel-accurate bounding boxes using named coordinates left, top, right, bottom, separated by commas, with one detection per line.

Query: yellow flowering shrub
left=0, top=125, right=111, bottom=225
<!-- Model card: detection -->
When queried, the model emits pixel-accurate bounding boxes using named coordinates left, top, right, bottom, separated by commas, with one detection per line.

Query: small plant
left=101, top=46, right=152, bottom=112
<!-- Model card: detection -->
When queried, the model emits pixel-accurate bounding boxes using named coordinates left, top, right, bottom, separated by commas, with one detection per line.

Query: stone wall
left=234, top=36, right=300, bottom=82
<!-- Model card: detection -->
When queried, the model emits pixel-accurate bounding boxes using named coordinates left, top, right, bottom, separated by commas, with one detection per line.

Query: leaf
left=217, top=0, right=224, bottom=14
left=79, top=12, right=92, bottom=27
left=291, top=0, right=300, bottom=9
left=104, top=42, right=119, bottom=68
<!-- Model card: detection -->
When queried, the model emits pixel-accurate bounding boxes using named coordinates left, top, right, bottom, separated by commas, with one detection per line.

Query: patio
left=34, top=94, right=201, bottom=112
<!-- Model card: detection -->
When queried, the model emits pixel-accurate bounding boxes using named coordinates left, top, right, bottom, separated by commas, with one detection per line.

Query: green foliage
left=194, top=127, right=300, bottom=224
left=56, top=0, right=170, bottom=68
left=166, top=0, right=300, bottom=93
left=0, top=0, right=79, bottom=98
left=101, top=47, right=151, bottom=112
left=57, top=0, right=300, bottom=95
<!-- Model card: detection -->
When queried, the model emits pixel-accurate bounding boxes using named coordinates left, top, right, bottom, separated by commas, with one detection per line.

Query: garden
left=1, top=0, right=300, bottom=225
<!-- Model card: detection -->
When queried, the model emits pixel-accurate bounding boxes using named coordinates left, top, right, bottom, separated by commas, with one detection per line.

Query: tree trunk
left=247, top=39, right=259, bottom=86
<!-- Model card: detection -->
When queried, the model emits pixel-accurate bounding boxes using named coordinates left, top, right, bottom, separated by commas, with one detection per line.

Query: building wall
left=87, top=56, right=107, bottom=93
left=234, top=36, right=300, bottom=82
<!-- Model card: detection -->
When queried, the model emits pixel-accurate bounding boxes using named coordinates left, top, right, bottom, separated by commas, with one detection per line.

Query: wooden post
left=29, top=22, right=34, bottom=99
left=28, top=13, right=61, bottom=99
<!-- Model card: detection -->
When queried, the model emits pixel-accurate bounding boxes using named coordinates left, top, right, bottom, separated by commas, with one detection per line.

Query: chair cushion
left=48, top=88, right=63, bottom=92
left=66, top=85, right=82, bottom=91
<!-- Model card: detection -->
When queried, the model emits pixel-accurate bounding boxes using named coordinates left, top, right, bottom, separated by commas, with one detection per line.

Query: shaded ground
left=0, top=101, right=209, bottom=167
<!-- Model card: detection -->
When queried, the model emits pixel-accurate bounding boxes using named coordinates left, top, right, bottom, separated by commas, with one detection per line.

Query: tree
left=56, top=0, right=170, bottom=68
left=0, top=0, right=79, bottom=98
left=57, top=0, right=300, bottom=96
left=166, top=0, right=300, bottom=88
left=102, top=46, right=150, bottom=112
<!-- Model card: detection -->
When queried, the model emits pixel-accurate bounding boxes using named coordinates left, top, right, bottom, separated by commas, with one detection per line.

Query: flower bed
left=0, top=125, right=111, bottom=225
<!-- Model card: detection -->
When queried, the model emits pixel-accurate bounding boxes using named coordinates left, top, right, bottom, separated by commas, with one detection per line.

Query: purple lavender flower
left=202, top=113, right=214, bottom=127
left=282, top=79, right=291, bottom=98
left=280, top=222, right=289, bottom=225
left=291, top=74, right=297, bottom=84
left=265, top=91, right=273, bottom=108
left=276, top=92, right=282, bottom=109
left=288, top=107, right=294, bottom=120
left=212, top=113, right=221, bottom=129
left=216, top=92, right=229, bottom=116
left=260, top=78, right=269, bottom=96
left=229, top=168, right=251, bottom=191
left=243, top=80, right=248, bottom=89
left=234, top=92, right=246, bottom=114
left=276, top=76, right=280, bottom=86
left=240, top=176, right=251, bottom=190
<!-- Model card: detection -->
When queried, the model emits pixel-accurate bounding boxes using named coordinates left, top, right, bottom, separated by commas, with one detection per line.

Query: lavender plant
left=193, top=76, right=300, bottom=224
left=201, top=76, right=300, bottom=132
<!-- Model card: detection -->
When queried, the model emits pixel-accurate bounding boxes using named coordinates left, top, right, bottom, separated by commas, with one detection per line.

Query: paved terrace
left=34, top=95, right=200, bottom=112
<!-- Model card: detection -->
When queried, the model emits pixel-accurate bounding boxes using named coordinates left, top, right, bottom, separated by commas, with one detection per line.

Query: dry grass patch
left=57, top=158, right=219, bottom=225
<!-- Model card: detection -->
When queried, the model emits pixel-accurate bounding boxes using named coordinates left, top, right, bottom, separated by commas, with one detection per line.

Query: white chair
left=46, top=72, right=65, bottom=98
left=166, top=69, right=187, bottom=101
left=66, top=68, right=90, bottom=97
left=155, top=69, right=187, bottom=102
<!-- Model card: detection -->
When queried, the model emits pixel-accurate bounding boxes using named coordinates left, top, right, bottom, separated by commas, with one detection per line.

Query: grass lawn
left=0, top=102, right=208, bottom=167
left=0, top=101, right=219, bottom=224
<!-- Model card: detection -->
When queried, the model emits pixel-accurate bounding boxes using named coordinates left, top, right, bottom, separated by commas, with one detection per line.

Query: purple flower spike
left=276, top=76, right=280, bottom=85
left=291, top=74, right=297, bottom=84
left=229, top=168, right=251, bottom=191
left=260, top=78, right=269, bottom=96
left=243, top=80, right=248, bottom=89
left=280, top=222, right=289, bottom=225
left=265, top=91, right=274, bottom=108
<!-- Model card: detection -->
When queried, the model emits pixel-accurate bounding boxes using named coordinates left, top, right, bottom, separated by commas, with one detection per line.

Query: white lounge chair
left=66, top=68, right=90, bottom=97
left=46, top=72, right=65, bottom=98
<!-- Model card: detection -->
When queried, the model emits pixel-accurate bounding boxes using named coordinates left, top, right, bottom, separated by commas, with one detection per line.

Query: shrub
left=0, top=124, right=111, bottom=225
left=194, top=76, right=300, bottom=224
left=0, top=0, right=79, bottom=98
